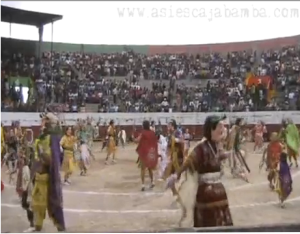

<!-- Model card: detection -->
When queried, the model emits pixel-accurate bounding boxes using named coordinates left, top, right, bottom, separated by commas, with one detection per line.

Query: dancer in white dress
left=157, top=133, right=168, bottom=180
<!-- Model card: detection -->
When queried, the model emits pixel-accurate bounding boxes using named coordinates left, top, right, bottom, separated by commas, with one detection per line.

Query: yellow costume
left=164, top=131, right=184, bottom=180
left=107, top=125, right=116, bottom=155
left=32, top=135, right=52, bottom=229
left=60, top=135, right=75, bottom=176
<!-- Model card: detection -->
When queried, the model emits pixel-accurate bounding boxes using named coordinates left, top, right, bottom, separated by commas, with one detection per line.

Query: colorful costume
left=60, top=134, right=76, bottom=183
left=31, top=113, right=65, bottom=231
left=136, top=126, right=158, bottom=190
left=261, top=132, right=283, bottom=189
left=274, top=152, right=293, bottom=206
left=166, top=115, right=233, bottom=228
left=253, top=122, right=266, bottom=152
left=226, top=121, right=250, bottom=182
left=105, top=122, right=117, bottom=164
left=107, top=125, right=116, bottom=154
left=4, top=132, right=18, bottom=183
left=183, top=131, right=191, bottom=158
left=279, top=120, right=300, bottom=167
left=164, top=127, right=184, bottom=180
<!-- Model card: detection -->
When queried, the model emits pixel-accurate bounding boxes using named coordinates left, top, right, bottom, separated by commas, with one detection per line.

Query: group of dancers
left=1, top=110, right=300, bottom=231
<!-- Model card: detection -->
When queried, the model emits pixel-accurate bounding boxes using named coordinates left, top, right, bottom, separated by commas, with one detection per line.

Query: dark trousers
left=21, top=190, right=34, bottom=227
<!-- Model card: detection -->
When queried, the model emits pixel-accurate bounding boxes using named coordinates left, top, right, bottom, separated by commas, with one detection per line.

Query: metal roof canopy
left=1, top=5, right=63, bottom=27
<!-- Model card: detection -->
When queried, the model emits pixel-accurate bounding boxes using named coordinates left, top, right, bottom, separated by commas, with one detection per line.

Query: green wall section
left=1, top=37, right=149, bottom=54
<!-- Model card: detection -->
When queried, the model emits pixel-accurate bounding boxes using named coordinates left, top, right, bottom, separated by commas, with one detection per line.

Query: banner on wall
left=245, top=73, right=272, bottom=87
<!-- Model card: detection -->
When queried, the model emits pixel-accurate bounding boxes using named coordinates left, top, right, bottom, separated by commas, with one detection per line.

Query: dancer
left=105, top=120, right=117, bottom=164
left=31, top=112, right=65, bottom=231
left=163, top=119, right=184, bottom=195
left=15, top=147, right=35, bottom=231
left=279, top=119, right=300, bottom=168
left=150, top=121, right=156, bottom=132
left=253, top=121, right=266, bottom=153
left=260, top=132, right=283, bottom=189
left=220, top=124, right=229, bottom=176
left=135, top=120, right=158, bottom=191
left=86, top=118, right=96, bottom=160
left=166, top=115, right=233, bottom=228
left=226, top=118, right=250, bottom=182
left=157, top=132, right=168, bottom=180
left=118, top=128, right=126, bottom=148
left=60, top=126, right=76, bottom=185
left=75, top=123, right=91, bottom=176
left=274, top=151, right=293, bottom=208
left=183, top=128, right=191, bottom=159
left=15, top=147, right=30, bottom=199
left=4, top=129, right=18, bottom=184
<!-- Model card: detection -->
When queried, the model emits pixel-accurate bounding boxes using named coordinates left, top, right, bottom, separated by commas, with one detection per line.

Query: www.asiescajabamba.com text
left=117, top=6, right=299, bottom=21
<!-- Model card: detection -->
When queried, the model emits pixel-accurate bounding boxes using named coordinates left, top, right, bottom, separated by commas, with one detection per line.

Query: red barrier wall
left=147, top=35, right=300, bottom=55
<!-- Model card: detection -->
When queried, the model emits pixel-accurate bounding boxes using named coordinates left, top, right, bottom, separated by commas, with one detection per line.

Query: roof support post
left=50, top=21, right=54, bottom=103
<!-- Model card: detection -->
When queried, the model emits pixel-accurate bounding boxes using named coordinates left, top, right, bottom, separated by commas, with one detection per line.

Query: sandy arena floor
left=1, top=142, right=300, bottom=232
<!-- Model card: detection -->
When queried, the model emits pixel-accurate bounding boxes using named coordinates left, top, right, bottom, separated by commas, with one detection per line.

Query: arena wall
left=147, top=34, right=300, bottom=54
left=2, top=34, right=300, bottom=55
left=2, top=111, right=300, bottom=140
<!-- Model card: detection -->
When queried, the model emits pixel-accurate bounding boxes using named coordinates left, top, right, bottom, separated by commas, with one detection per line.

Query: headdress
left=40, top=109, right=59, bottom=124
left=269, top=132, right=278, bottom=141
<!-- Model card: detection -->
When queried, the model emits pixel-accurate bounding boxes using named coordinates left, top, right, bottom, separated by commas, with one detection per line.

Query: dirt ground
left=1, top=142, right=300, bottom=232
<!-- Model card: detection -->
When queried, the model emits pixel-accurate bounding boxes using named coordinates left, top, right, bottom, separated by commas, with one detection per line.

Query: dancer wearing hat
left=279, top=119, right=299, bottom=168
left=31, top=112, right=66, bottom=231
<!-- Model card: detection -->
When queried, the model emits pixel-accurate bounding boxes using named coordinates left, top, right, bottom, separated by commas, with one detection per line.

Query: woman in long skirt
left=275, top=152, right=293, bottom=207
left=166, top=115, right=233, bottom=228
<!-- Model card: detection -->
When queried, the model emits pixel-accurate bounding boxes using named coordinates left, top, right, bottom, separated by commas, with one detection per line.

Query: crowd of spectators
left=1, top=41, right=300, bottom=113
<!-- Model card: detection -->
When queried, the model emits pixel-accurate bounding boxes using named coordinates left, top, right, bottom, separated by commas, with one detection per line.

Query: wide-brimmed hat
left=40, top=112, right=59, bottom=124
